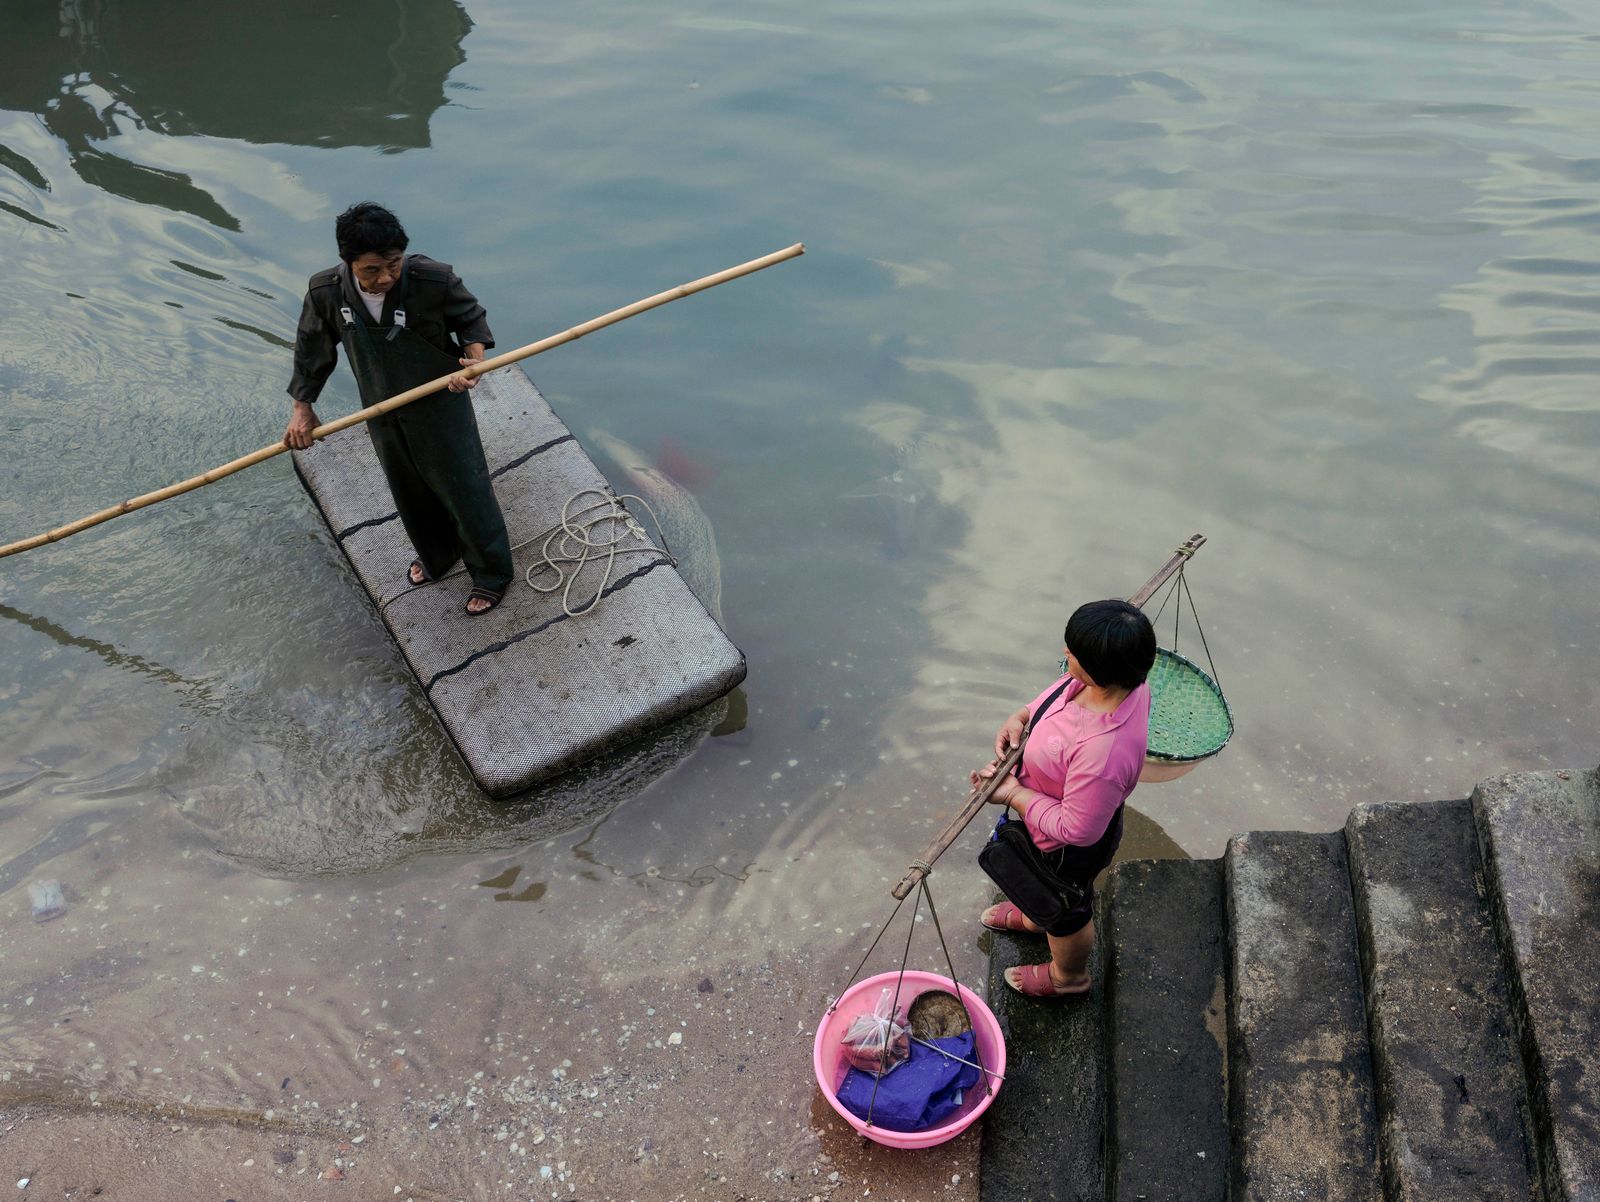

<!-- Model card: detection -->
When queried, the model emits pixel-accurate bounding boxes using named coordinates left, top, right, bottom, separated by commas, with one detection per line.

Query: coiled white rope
left=515, top=489, right=676, bottom=618
left=388, top=488, right=674, bottom=619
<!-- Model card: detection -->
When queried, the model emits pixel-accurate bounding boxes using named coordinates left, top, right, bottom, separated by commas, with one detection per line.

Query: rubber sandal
left=981, top=902, right=1040, bottom=934
left=407, top=561, right=432, bottom=587
left=465, top=585, right=506, bottom=616
left=1003, top=962, right=1092, bottom=999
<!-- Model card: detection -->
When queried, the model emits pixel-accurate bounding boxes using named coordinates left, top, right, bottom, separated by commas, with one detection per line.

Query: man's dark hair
left=335, top=202, right=408, bottom=263
left=1065, top=599, right=1157, bottom=691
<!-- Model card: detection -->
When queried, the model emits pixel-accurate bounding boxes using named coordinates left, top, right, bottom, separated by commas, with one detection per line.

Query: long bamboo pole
left=0, top=243, right=806, bottom=561
left=889, top=743, right=1027, bottom=900
left=889, top=533, right=1206, bottom=899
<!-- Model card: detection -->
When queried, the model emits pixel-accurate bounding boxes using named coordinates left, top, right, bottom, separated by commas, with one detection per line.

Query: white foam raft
left=291, top=365, right=746, bottom=797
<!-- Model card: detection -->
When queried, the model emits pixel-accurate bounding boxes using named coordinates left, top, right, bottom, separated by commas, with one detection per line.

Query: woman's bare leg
left=1045, top=920, right=1094, bottom=990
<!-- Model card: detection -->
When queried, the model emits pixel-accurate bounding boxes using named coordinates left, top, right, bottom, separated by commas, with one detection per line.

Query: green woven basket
left=1145, top=647, right=1232, bottom=763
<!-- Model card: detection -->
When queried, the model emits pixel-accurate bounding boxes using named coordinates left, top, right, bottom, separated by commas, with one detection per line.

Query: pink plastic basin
left=812, top=970, right=1006, bottom=1149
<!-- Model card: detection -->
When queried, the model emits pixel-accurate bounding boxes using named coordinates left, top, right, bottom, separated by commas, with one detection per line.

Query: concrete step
left=1344, top=799, right=1535, bottom=1201
left=1473, top=768, right=1600, bottom=1202
left=1225, top=830, right=1381, bottom=1201
left=981, top=905, right=1106, bottom=1202
left=1103, top=858, right=1227, bottom=1202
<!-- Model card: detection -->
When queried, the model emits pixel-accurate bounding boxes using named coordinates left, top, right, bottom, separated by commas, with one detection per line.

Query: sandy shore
left=0, top=782, right=993, bottom=1202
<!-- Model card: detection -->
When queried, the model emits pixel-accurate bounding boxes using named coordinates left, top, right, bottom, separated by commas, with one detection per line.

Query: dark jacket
left=286, top=254, right=495, bottom=405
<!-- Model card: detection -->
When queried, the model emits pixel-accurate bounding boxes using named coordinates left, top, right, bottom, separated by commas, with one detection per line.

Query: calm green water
left=2, top=0, right=1597, bottom=883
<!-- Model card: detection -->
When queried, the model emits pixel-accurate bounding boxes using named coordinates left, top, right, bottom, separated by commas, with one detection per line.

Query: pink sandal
left=1003, top=962, right=1092, bottom=998
left=981, top=902, right=1040, bottom=934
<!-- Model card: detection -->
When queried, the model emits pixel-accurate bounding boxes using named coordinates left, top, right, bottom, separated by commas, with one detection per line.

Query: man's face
left=350, top=250, right=405, bottom=294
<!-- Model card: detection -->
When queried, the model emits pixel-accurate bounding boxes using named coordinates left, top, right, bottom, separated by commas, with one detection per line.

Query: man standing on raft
left=284, top=202, right=514, bottom=616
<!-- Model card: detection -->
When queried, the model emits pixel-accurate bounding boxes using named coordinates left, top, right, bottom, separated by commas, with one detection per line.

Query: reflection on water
left=0, top=0, right=470, bottom=230
left=838, top=465, right=941, bottom=559
left=0, top=599, right=223, bottom=713
left=0, top=0, right=1593, bottom=882
left=5, top=0, right=471, bottom=147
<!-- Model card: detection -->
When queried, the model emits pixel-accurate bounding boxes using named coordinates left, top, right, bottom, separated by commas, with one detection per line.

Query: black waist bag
left=978, top=814, right=1087, bottom=930
left=975, top=677, right=1085, bottom=929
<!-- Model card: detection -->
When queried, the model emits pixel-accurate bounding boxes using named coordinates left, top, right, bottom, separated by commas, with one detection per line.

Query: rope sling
left=1142, top=556, right=1233, bottom=766
left=824, top=874, right=1001, bottom=1129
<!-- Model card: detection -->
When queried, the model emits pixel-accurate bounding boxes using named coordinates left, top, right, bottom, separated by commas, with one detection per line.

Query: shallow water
left=1, top=0, right=1597, bottom=1194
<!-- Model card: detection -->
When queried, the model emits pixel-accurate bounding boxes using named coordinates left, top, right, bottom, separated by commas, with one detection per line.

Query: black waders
left=334, top=267, right=513, bottom=596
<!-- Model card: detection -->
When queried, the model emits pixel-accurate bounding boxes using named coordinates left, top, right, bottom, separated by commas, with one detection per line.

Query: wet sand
left=0, top=704, right=1189, bottom=1202
left=0, top=784, right=1000, bottom=1200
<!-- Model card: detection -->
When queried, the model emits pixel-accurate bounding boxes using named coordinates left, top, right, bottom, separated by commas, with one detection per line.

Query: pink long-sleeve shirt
left=1015, top=675, right=1151, bottom=851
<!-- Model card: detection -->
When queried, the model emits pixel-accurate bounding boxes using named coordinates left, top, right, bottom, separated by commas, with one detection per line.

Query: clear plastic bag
left=839, top=986, right=910, bottom=1075
left=28, top=879, right=66, bottom=923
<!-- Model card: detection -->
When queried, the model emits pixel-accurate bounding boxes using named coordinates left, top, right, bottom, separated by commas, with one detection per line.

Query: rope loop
left=831, top=875, right=1000, bottom=1122
left=388, top=488, right=673, bottom=620
left=518, top=489, right=675, bottom=619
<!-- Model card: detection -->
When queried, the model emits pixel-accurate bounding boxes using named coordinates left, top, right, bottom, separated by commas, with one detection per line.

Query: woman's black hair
left=335, top=202, right=409, bottom=263
left=1065, top=599, right=1157, bottom=691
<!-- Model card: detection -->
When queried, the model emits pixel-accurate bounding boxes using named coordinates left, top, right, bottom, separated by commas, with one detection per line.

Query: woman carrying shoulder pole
left=971, top=600, right=1157, bottom=997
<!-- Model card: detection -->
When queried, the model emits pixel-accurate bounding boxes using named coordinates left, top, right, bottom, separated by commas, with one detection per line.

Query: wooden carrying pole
left=0, top=243, right=806, bottom=561
left=889, top=533, right=1206, bottom=900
